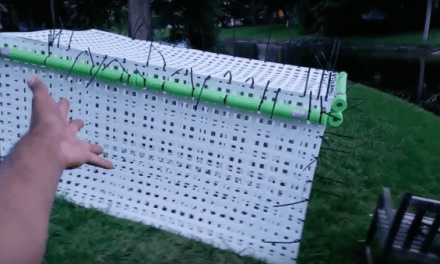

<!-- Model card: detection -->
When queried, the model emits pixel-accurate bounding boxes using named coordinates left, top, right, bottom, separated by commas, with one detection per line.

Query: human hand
left=27, top=75, right=113, bottom=170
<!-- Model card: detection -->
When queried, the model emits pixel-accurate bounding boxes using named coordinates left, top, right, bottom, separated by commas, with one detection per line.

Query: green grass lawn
left=41, top=81, right=440, bottom=264
left=220, top=24, right=440, bottom=47
left=219, top=24, right=316, bottom=41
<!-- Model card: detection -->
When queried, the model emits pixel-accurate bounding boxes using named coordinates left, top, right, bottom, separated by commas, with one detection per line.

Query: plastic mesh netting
left=0, top=29, right=344, bottom=264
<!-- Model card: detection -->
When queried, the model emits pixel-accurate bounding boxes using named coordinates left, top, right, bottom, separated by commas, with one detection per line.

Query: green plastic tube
left=146, top=78, right=164, bottom=92
left=0, top=46, right=345, bottom=126
left=121, top=72, right=130, bottom=83
left=328, top=111, right=343, bottom=127
left=200, top=88, right=225, bottom=105
left=332, top=72, right=347, bottom=113
left=72, top=61, right=92, bottom=77
left=45, top=56, right=74, bottom=72
left=163, top=81, right=193, bottom=98
left=8, top=49, right=46, bottom=66
left=227, top=94, right=260, bottom=112
left=129, top=74, right=145, bottom=89
left=96, top=68, right=122, bottom=83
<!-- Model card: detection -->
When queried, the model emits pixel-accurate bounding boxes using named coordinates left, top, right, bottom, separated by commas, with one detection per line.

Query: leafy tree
left=152, top=0, right=221, bottom=50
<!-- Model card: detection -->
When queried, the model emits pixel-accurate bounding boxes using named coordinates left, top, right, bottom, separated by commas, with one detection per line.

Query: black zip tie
left=314, top=174, right=344, bottom=184
left=87, top=47, right=95, bottom=66
left=303, top=156, right=318, bottom=172
left=319, top=135, right=332, bottom=149
left=321, top=51, right=331, bottom=70
left=300, top=68, right=311, bottom=98
left=314, top=54, right=323, bottom=69
left=132, top=19, right=147, bottom=40
left=301, top=179, right=314, bottom=200
left=56, top=28, right=63, bottom=48
left=161, top=81, right=165, bottom=91
left=245, top=77, right=254, bottom=88
left=43, top=53, right=51, bottom=65
left=307, top=91, right=312, bottom=121
left=190, top=67, right=195, bottom=97
left=102, top=59, right=129, bottom=74
left=151, top=45, right=166, bottom=71
left=50, top=28, right=61, bottom=48
left=224, top=94, right=228, bottom=104
left=262, top=239, right=300, bottom=245
left=224, top=71, right=232, bottom=84
left=146, top=41, right=153, bottom=67
left=298, top=218, right=305, bottom=222
left=346, top=82, right=356, bottom=92
left=325, top=71, right=333, bottom=101
left=328, top=39, right=337, bottom=70
left=258, top=81, right=270, bottom=112
left=194, top=76, right=211, bottom=111
left=264, top=30, right=271, bottom=63
left=324, top=131, right=355, bottom=139
left=344, top=101, right=365, bottom=112
left=274, top=199, right=309, bottom=208
left=58, top=17, right=64, bottom=48
left=323, top=112, right=341, bottom=121
left=66, top=50, right=88, bottom=80
left=171, top=68, right=185, bottom=77
left=135, top=68, right=147, bottom=87
left=47, top=32, right=51, bottom=55
left=270, top=88, right=281, bottom=119
left=312, top=189, right=341, bottom=198
left=319, top=96, right=324, bottom=124
left=321, top=147, right=350, bottom=155
left=316, top=70, right=325, bottom=99
left=332, top=39, right=341, bottom=71
left=87, top=55, right=108, bottom=88
left=68, top=28, right=75, bottom=51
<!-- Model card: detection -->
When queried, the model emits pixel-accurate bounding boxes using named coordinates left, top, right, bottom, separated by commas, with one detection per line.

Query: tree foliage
left=152, top=0, right=222, bottom=50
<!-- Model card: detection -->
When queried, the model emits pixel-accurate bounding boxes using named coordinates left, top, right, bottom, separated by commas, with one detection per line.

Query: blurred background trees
left=0, top=0, right=439, bottom=49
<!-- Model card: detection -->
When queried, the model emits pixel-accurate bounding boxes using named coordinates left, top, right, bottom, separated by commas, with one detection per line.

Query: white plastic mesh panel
left=0, top=30, right=336, bottom=264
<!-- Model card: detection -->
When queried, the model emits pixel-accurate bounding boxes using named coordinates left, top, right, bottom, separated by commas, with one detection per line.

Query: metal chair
left=365, top=187, right=440, bottom=264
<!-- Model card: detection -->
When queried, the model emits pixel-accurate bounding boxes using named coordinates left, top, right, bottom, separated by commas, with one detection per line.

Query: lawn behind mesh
left=43, top=82, right=440, bottom=264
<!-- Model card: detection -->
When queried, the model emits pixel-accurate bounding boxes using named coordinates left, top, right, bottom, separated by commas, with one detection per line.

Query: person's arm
left=0, top=76, right=113, bottom=263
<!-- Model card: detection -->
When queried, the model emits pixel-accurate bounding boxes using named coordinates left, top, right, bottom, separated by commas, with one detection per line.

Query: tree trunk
left=128, top=0, right=152, bottom=41
left=423, top=0, right=433, bottom=42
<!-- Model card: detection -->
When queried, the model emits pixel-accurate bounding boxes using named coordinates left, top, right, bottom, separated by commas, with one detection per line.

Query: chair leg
left=365, top=245, right=373, bottom=264
left=366, top=212, right=378, bottom=246
left=365, top=211, right=378, bottom=264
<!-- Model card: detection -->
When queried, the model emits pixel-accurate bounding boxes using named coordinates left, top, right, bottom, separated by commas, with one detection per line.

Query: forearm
left=0, top=132, right=64, bottom=263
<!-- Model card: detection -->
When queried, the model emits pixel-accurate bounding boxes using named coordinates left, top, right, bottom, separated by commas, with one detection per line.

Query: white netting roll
left=0, top=29, right=338, bottom=264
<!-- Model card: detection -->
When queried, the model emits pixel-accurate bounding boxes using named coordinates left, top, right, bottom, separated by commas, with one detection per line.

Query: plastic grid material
left=0, top=30, right=336, bottom=264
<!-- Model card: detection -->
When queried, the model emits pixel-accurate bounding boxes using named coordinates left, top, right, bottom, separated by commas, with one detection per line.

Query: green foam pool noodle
left=164, top=81, right=193, bottom=98
left=274, top=104, right=299, bottom=121
left=146, top=77, right=164, bottom=92
left=121, top=72, right=130, bottom=83
left=201, top=89, right=225, bottom=105
left=7, top=48, right=46, bottom=66
left=45, top=56, right=74, bottom=72
left=129, top=74, right=144, bottom=88
left=309, top=109, right=321, bottom=125
left=72, top=61, right=92, bottom=76
left=227, top=94, right=260, bottom=112
left=332, top=72, right=347, bottom=112
left=328, top=111, right=343, bottom=127
left=96, top=68, right=122, bottom=83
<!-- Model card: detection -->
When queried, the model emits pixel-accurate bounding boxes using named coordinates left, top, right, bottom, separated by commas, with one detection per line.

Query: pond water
left=220, top=39, right=440, bottom=116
